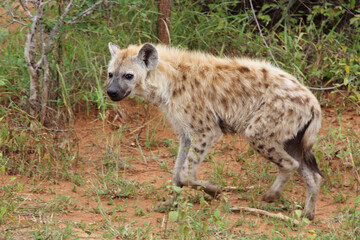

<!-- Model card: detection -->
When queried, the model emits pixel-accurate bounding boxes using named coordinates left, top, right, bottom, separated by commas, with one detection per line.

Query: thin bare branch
left=3, top=0, right=27, bottom=26
left=44, top=0, right=74, bottom=53
left=66, top=0, right=105, bottom=24
left=307, top=75, right=359, bottom=91
left=40, top=0, right=53, bottom=7
left=249, top=0, right=279, bottom=68
left=4, top=19, right=27, bottom=27
left=19, top=0, right=33, bottom=18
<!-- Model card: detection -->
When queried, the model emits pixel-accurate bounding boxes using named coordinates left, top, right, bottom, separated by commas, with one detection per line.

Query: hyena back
left=106, top=43, right=322, bottom=220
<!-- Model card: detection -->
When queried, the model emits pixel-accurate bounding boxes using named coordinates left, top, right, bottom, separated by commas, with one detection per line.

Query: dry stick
left=307, top=75, right=359, bottom=91
left=230, top=206, right=300, bottom=226
left=249, top=0, right=279, bottom=68
left=161, top=18, right=171, bottom=45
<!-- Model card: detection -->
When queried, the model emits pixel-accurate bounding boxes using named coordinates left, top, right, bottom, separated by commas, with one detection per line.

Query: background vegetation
left=0, top=0, right=359, bottom=239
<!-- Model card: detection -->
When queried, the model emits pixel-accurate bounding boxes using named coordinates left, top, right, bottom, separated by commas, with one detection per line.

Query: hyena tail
left=285, top=107, right=322, bottom=176
left=301, top=107, right=322, bottom=176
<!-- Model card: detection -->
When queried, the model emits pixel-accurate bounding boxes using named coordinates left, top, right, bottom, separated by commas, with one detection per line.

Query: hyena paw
left=262, top=190, right=281, bottom=203
left=199, top=181, right=221, bottom=199
left=301, top=208, right=315, bottom=220
left=154, top=196, right=176, bottom=213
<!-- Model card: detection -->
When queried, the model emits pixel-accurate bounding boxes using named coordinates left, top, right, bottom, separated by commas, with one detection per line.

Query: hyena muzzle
left=106, top=42, right=322, bottom=220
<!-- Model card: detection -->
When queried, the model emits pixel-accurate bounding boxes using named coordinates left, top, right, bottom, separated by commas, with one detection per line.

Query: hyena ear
left=137, top=43, right=158, bottom=70
left=108, top=42, right=120, bottom=57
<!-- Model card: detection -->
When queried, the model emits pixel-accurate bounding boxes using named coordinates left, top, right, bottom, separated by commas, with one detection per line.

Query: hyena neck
left=137, top=61, right=175, bottom=108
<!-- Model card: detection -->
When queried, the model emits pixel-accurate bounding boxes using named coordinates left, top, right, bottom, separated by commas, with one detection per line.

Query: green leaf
left=0, top=206, right=7, bottom=220
left=172, top=185, right=182, bottom=194
left=354, top=195, right=360, bottom=203
left=294, top=210, right=302, bottom=220
left=169, top=211, right=178, bottom=222
left=302, top=218, right=310, bottom=224
left=213, top=209, right=221, bottom=219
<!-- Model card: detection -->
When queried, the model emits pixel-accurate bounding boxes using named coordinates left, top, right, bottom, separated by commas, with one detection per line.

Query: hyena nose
left=107, top=88, right=118, bottom=98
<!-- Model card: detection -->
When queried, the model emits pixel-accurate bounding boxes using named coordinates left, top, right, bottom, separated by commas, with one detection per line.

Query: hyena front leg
left=155, top=133, right=191, bottom=211
left=173, top=132, right=192, bottom=187
left=178, top=127, right=222, bottom=197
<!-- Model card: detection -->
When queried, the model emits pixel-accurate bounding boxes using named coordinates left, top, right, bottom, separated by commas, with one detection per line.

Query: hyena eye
left=124, top=73, right=134, bottom=80
left=108, top=72, right=113, bottom=78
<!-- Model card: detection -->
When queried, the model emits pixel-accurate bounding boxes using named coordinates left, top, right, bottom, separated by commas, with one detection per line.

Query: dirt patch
left=2, top=97, right=359, bottom=238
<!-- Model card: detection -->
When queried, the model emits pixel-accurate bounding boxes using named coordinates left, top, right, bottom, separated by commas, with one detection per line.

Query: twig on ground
left=230, top=206, right=300, bottom=225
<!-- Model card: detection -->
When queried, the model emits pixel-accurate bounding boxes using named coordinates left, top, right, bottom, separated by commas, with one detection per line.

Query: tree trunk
left=157, top=0, right=171, bottom=45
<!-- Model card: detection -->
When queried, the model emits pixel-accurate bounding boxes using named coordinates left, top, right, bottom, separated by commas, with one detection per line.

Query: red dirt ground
left=1, top=97, right=359, bottom=237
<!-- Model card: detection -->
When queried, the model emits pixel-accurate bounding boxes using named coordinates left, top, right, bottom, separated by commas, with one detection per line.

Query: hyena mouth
left=122, top=91, right=131, bottom=99
left=108, top=91, right=131, bottom=101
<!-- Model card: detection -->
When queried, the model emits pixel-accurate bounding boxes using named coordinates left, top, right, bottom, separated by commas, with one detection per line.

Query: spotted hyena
left=106, top=43, right=322, bottom=220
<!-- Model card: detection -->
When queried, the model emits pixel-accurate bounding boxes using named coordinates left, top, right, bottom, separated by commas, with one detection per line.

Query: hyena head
left=107, top=43, right=159, bottom=101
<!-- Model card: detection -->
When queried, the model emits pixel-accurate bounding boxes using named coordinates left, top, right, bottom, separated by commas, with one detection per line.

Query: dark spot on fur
left=206, top=127, right=211, bottom=131
left=261, top=68, right=268, bottom=81
left=190, top=124, right=194, bottom=129
left=202, top=142, right=206, bottom=147
left=258, top=145, right=264, bottom=149
left=199, top=119, right=203, bottom=125
left=221, top=97, right=228, bottom=110
left=194, top=79, right=200, bottom=87
left=267, top=147, right=275, bottom=153
left=194, top=148, right=204, bottom=155
left=290, top=96, right=303, bottom=104
left=268, top=156, right=274, bottom=161
left=202, top=134, right=206, bottom=137
left=238, top=66, right=250, bottom=73
left=184, top=109, right=188, bottom=114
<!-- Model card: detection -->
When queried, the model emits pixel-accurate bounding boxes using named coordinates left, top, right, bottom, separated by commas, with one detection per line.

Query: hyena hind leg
left=297, top=159, right=321, bottom=220
left=284, top=130, right=322, bottom=220
left=247, top=137, right=300, bottom=203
